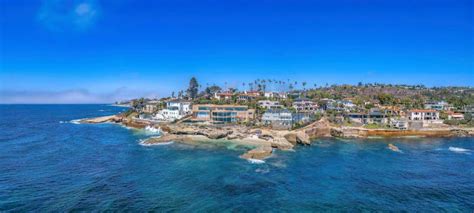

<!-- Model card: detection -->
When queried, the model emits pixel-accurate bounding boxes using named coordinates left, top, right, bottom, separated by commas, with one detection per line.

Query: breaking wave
left=145, top=126, right=161, bottom=133
left=448, top=147, right=471, bottom=153
left=247, top=159, right=265, bottom=164
left=140, top=140, right=174, bottom=146
left=59, top=119, right=81, bottom=124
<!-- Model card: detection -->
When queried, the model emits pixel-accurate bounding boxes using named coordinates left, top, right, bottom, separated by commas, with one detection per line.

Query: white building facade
left=262, top=109, right=293, bottom=129
left=407, top=110, right=439, bottom=121
left=155, top=100, right=192, bottom=121
left=258, top=100, right=283, bottom=109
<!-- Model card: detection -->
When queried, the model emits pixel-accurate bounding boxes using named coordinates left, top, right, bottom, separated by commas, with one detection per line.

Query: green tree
left=187, top=77, right=199, bottom=99
left=377, top=93, right=394, bottom=105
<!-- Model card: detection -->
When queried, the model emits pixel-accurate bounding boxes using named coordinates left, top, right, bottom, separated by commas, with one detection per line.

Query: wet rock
left=284, top=132, right=310, bottom=145
left=240, top=146, right=273, bottom=160
left=296, top=132, right=311, bottom=145
left=450, top=129, right=470, bottom=137
left=80, top=115, right=117, bottom=124
left=284, top=133, right=298, bottom=145
left=208, top=130, right=233, bottom=139
left=270, top=137, right=294, bottom=150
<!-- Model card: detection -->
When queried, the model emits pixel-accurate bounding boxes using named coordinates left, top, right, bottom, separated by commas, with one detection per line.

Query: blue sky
left=1, top=0, right=473, bottom=103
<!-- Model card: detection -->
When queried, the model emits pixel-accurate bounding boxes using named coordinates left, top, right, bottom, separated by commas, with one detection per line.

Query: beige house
left=214, top=92, right=233, bottom=100
left=446, top=111, right=464, bottom=120
left=143, top=104, right=158, bottom=113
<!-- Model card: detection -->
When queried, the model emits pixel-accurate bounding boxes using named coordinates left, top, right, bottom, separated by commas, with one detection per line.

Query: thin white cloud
left=37, top=0, right=99, bottom=31
left=0, top=88, right=161, bottom=104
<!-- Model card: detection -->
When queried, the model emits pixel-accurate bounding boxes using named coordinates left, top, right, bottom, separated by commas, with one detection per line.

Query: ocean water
left=0, top=105, right=473, bottom=211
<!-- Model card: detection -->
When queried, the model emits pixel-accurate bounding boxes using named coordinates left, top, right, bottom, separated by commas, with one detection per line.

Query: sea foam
left=448, top=147, right=471, bottom=153
left=247, top=158, right=265, bottom=164
left=70, top=119, right=81, bottom=124
left=145, top=126, right=161, bottom=133
left=140, top=141, right=174, bottom=146
left=59, top=120, right=81, bottom=124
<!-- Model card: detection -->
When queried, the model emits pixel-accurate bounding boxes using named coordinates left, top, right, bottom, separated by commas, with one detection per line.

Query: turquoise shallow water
left=0, top=105, right=473, bottom=211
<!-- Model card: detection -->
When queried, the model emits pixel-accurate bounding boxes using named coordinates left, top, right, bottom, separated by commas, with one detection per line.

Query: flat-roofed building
left=155, top=100, right=192, bottom=121
left=390, top=118, right=409, bottom=129
left=261, top=109, right=293, bottom=129
left=424, top=101, right=451, bottom=111
left=258, top=100, right=283, bottom=109
left=192, top=104, right=255, bottom=123
left=408, top=109, right=439, bottom=121
left=407, top=109, right=443, bottom=128
left=143, top=104, right=158, bottom=114
left=292, top=98, right=318, bottom=112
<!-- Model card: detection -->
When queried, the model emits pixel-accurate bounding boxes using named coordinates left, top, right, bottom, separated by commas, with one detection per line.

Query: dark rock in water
left=450, top=129, right=470, bottom=137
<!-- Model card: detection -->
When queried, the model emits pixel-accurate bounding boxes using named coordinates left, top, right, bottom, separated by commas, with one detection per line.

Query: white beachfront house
left=261, top=109, right=293, bottom=129
left=407, top=109, right=443, bottom=128
left=264, top=91, right=288, bottom=99
left=390, top=118, right=409, bottom=129
left=155, top=100, right=192, bottom=121
left=407, top=109, right=440, bottom=121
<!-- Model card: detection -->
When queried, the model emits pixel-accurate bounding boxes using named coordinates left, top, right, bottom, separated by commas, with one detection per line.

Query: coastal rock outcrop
left=83, top=113, right=474, bottom=162
left=331, top=127, right=368, bottom=138
left=79, top=115, right=120, bottom=124
left=449, top=129, right=472, bottom=137
left=284, top=132, right=311, bottom=145
left=301, top=118, right=332, bottom=138
left=208, top=130, right=233, bottom=139
left=240, top=146, right=273, bottom=160
left=270, top=137, right=294, bottom=150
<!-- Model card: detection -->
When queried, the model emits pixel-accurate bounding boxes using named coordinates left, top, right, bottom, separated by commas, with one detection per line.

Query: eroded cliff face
left=329, top=127, right=474, bottom=138
left=297, top=117, right=333, bottom=139
left=330, top=128, right=368, bottom=138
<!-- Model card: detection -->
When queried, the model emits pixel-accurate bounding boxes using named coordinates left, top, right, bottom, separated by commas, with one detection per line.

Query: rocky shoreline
left=79, top=115, right=474, bottom=161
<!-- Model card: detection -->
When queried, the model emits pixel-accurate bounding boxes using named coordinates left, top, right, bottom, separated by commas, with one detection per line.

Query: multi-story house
left=407, top=109, right=439, bottom=121
left=261, top=109, right=293, bottom=129
left=292, top=98, right=318, bottom=112
left=192, top=104, right=255, bottom=123
left=424, top=101, right=451, bottom=111
left=143, top=104, right=158, bottom=114
left=346, top=108, right=388, bottom=124
left=258, top=100, right=283, bottom=109
left=155, top=100, right=191, bottom=121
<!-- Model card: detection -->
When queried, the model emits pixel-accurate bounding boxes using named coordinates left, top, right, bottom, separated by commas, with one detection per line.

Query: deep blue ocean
left=0, top=105, right=473, bottom=211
